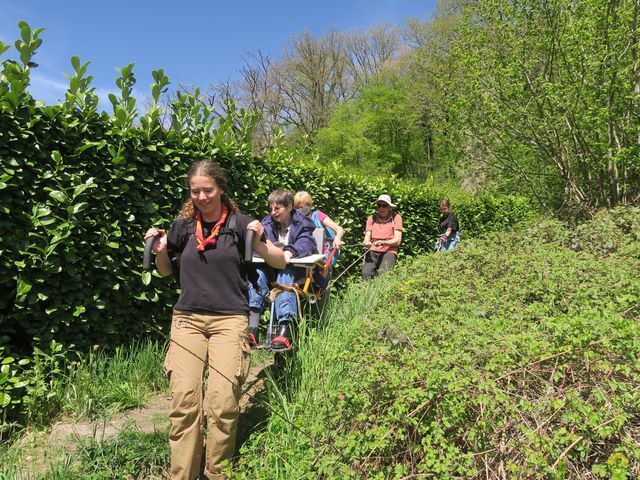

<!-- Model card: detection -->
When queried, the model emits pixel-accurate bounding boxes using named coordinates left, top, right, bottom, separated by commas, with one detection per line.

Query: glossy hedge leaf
left=48, top=190, right=65, bottom=202
left=71, top=202, right=88, bottom=214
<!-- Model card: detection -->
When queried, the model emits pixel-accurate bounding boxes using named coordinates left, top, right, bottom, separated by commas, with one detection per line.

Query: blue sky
left=0, top=0, right=436, bottom=110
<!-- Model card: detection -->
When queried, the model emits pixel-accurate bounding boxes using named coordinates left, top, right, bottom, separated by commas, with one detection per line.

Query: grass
left=30, top=337, right=168, bottom=425
left=66, top=338, right=168, bottom=419
left=233, top=278, right=395, bottom=478
left=0, top=427, right=169, bottom=480
left=1, top=338, right=169, bottom=478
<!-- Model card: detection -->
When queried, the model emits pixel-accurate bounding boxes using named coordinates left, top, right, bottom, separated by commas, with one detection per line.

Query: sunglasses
left=376, top=203, right=389, bottom=208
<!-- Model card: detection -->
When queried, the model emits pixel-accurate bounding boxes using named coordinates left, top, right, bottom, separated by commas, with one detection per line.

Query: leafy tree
left=231, top=27, right=404, bottom=153
left=411, top=0, right=640, bottom=211
left=315, top=74, right=432, bottom=179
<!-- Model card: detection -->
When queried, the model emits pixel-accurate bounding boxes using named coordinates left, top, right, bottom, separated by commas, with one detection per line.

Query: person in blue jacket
left=247, top=189, right=317, bottom=350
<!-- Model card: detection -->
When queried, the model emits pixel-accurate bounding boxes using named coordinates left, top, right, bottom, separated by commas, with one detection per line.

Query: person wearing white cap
left=362, top=194, right=403, bottom=280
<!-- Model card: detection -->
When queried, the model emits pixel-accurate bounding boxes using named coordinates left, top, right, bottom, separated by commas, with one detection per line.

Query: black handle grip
left=143, top=236, right=156, bottom=271
left=244, top=229, right=255, bottom=263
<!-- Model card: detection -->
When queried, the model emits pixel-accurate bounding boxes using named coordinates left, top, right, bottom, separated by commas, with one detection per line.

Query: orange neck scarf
left=195, top=205, right=228, bottom=251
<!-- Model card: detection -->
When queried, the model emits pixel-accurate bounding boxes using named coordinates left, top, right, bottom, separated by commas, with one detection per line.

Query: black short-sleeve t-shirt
left=167, top=213, right=254, bottom=315
left=439, top=212, right=459, bottom=235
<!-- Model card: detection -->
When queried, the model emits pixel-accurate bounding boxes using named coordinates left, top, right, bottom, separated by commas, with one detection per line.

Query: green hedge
left=0, top=22, right=534, bottom=356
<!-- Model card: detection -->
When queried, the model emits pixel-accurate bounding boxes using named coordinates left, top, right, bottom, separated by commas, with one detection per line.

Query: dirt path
left=48, top=357, right=273, bottom=448
left=6, top=357, right=274, bottom=479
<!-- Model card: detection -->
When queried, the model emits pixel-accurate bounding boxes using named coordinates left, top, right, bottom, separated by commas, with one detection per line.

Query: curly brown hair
left=177, top=161, right=238, bottom=219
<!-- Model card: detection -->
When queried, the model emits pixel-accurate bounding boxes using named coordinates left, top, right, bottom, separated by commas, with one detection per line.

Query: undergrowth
left=234, top=207, right=640, bottom=479
left=2, top=208, right=638, bottom=479
left=0, top=428, right=169, bottom=480
left=0, top=337, right=168, bottom=470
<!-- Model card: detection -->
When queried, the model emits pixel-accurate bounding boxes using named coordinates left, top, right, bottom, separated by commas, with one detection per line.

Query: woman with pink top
left=362, top=194, right=403, bottom=280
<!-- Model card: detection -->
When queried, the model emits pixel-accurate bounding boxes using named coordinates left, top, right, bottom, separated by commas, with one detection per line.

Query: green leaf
left=73, top=305, right=86, bottom=317
left=17, top=281, right=32, bottom=296
left=36, top=206, right=52, bottom=217
left=39, top=216, right=56, bottom=226
left=141, top=271, right=151, bottom=285
left=5, top=91, right=19, bottom=107
left=51, top=150, right=62, bottom=164
left=69, top=76, right=79, bottom=93
left=71, top=202, right=88, bottom=214
left=0, top=392, right=11, bottom=408
left=19, top=22, right=31, bottom=44
left=49, top=190, right=66, bottom=202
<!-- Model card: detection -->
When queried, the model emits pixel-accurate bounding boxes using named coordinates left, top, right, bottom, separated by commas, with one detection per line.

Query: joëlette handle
left=244, top=229, right=255, bottom=263
left=143, top=236, right=157, bottom=271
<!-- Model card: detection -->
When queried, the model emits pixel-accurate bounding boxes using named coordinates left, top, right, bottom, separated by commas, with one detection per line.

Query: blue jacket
left=262, top=209, right=318, bottom=258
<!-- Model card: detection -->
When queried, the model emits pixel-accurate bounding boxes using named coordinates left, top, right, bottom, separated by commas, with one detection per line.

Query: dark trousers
left=362, top=250, right=397, bottom=280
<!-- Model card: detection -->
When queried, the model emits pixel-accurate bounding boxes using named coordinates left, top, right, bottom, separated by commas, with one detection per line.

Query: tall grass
left=233, top=277, right=395, bottom=478
left=1, top=427, right=169, bottom=480
left=1, top=339, right=169, bottom=478
left=233, top=210, right=640, bottom=479
left=60, top=339, right=168, bottom=419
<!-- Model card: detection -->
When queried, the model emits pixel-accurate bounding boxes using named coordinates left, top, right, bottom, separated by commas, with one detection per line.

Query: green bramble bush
left=234, top=207, right=640, bottom=479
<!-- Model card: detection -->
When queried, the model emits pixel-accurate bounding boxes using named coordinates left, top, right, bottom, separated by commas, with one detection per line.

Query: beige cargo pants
left=164, top=310, right=251, bottom=480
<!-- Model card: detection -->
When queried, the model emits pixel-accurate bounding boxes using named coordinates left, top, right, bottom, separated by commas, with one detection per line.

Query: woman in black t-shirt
left=434, top=198, right=461, bottom=252
left=144, top=161, right=284, bottom=480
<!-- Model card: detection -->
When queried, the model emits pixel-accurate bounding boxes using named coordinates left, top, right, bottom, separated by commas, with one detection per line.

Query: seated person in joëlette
left=362, top=194, right=403, bottom=280
left=247, top=189, right=318, bottom=350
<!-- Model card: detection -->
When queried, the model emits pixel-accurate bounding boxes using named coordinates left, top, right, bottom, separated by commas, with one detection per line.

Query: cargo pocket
left=164, top=310, right=186, bottom=380
left=235, top=335, right=251, bottom=386
left=163, top=343, right=174, bottom=380
left=171, top=310, right=190, bottom=330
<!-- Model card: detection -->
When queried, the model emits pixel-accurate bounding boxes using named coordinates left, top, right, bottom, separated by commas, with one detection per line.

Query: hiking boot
left=248, top=327, right=259, bottom=349
left=271, top=322, right=293, bottom=351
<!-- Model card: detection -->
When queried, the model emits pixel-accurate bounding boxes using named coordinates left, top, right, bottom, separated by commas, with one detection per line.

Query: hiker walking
left=434, top=198, right=460, bottom=252
left=362, top=194, right=403, bottom=280
left=144, top=161, right=285, bottom=480
left=294, top=190, right=344, bottom=261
